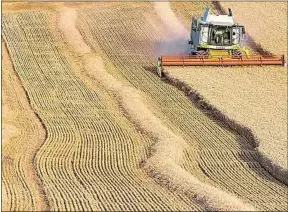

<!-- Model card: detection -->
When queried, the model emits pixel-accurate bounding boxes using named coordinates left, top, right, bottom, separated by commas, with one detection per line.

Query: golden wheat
left=2, top=2, right=288, bottom=211
left=166, top=66, right=287, bottom=170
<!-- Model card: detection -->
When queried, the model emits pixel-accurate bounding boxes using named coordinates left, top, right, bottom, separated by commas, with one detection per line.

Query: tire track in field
left=77, top=3, right=288, bottom=211
left=2, top=42, right=49, bottom=211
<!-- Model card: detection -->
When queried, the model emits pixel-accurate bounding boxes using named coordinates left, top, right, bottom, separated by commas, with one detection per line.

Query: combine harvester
left=157, top=8, right=285, bottom=77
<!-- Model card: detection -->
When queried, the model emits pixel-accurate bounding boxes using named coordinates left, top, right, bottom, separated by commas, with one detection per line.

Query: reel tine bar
left=160, top=54, right=285, bottom=66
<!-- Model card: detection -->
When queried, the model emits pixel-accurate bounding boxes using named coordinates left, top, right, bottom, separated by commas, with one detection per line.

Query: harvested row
left=2, top=11, right=202, bottom=211
left=76, top=2, right=288, bottom=210
left=2, top=42, right=48, bottom=211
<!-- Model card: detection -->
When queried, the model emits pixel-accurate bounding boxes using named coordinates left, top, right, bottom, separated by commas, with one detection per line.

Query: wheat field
left=2, top=2, right=288, bottom=211
left=75, top=2, right=287, bottom=210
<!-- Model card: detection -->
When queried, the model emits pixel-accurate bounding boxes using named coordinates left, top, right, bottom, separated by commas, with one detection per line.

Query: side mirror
left=192, top=17, right=198, bottom=31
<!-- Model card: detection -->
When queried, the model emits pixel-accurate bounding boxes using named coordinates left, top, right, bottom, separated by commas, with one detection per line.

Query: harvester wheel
left=157, top=57, right=162, bottom=77
left=157, top=66, right=162, bottom=78
left=196, top=50, right=208, bottom=55
left=232, top=50, right=243, bottom=56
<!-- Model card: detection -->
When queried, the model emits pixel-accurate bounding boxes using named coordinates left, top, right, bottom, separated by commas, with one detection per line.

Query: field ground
left=2, top=2, right=288, bottom=211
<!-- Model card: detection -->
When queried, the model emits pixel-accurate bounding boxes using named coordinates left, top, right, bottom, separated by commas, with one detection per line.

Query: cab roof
left=201, top=15, right=234, bottom=26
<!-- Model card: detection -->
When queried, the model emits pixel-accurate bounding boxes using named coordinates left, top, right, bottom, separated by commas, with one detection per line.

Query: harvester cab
left=156, top=8, right=285, bottom=77
left=189, top=8, right=247, bottom=56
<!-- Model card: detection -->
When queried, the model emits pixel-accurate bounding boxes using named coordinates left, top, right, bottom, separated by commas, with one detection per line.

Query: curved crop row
left=76, top=3, right=287, bottom=211
left=60, top=6, right=253, bottom=209
left=2, top=42, right=48, bottom=211
left=3, top=11, right=202, bottom=211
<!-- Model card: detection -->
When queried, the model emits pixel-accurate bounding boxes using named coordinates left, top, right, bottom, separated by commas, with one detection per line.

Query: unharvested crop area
left=220, top=2, right=287, bottom=56
left=2, top=2, right=288, bottom=211
left=166, top=66, right=287, bottom=171
left=166, top=1, right=288, bottom=176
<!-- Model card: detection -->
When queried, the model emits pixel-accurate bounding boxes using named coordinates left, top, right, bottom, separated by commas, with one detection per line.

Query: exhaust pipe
left=228, top=8, right=233, bottom=16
